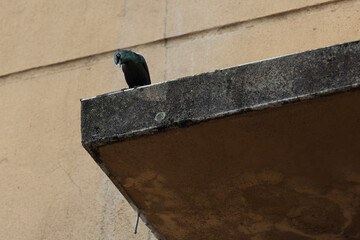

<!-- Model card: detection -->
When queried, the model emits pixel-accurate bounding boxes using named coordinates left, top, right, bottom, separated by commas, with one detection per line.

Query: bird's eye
left=116, top=54, right=120, bottom=58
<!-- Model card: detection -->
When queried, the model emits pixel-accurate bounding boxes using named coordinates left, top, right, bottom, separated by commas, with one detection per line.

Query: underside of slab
left=81, top=40, right=360, bottom=240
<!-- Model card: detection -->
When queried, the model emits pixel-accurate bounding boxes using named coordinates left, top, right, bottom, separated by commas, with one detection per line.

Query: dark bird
left=114, top=50, right=151, bottom=88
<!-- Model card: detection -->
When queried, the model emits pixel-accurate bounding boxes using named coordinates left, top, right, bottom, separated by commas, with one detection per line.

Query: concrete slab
left=81, top=40, right=360, bottom=239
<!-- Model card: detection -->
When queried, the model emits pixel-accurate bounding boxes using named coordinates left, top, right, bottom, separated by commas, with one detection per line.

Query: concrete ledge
left=82, top=40, right=360, bottom=156
left=81, top=40, right=360, bottom=240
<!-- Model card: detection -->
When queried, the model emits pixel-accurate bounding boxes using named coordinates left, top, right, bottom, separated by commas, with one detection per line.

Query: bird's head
left=114, top=51, right=122, bottom=68
left=114, top=50, right=134, bottom=68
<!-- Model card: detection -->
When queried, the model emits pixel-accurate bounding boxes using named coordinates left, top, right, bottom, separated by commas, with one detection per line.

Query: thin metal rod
left=133, top=211, right=140, bottom=234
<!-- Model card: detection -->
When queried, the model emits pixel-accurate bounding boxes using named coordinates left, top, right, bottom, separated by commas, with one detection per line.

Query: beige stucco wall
left=1, top=0, right=359, bottom=239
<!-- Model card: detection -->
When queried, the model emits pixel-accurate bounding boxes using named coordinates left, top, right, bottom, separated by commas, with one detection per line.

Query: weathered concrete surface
left=81, top=40, right=360, bottom=239
left=82, top=40, right=360, bottom=149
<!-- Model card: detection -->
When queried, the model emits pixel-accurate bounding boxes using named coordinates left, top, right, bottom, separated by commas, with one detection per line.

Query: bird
left=114, top=50, right=151, bottom=88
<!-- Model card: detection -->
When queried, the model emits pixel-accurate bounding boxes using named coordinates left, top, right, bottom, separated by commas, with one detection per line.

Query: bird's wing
left=139, top=55, right=151, bottom=84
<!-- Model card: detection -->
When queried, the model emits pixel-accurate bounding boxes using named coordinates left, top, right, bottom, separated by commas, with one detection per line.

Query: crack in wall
left=58, top=163, right=82, bottom=196
left=164, top=0, right=169, bottom=82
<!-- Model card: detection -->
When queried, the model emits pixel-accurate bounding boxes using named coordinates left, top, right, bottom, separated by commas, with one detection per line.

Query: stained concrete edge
left=81, top=40, right=360, bottom=154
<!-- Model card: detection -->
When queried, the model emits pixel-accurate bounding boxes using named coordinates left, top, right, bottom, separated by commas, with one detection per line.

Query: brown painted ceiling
left=98, top=90, right=360, bottom=239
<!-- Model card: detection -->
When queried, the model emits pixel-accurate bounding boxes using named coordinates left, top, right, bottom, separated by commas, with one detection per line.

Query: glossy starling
left=114, top=50, right=151, bottom=88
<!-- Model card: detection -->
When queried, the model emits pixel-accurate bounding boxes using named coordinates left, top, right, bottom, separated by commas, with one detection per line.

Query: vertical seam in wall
left=164, top=40, right=168, bottom=82
left=120, top=0, right=127, bottom=48
left=164, top=0, right=169, bottom=82
left=114, top=0, right=128, bottom=90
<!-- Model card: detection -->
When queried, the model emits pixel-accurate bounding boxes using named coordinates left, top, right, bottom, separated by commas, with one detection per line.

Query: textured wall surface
left=1, top=0, right=360, bottom=239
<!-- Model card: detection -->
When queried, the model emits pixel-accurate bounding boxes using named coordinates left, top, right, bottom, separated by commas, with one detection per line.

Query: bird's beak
left=117, top=59, right=122, bottom=68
